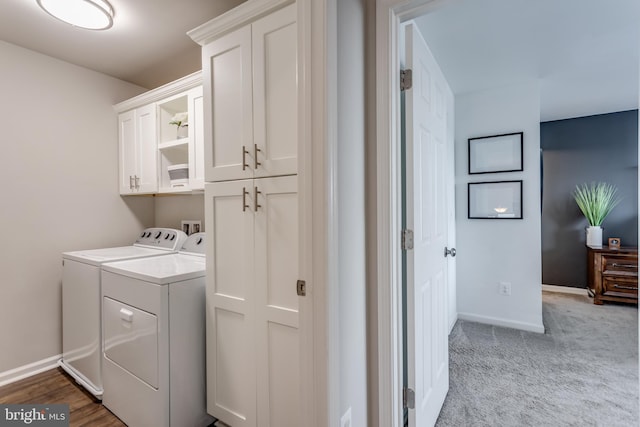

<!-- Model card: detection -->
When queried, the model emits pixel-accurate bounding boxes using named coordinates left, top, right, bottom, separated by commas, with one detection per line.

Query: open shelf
left=159, top=138, right=189, bottom=150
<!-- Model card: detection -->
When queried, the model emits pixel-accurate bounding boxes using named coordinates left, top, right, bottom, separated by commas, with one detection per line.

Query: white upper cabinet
left=251, top=5, right=297, bottom=179
left=202, top=3, right=297, bottom=182
left=118, top=104, right=158, bottom=195
left=115, top=72, right=204, bottom=195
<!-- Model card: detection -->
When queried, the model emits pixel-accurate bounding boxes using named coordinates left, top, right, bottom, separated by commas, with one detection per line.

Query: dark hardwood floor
left=0, top=368, right=125, bottom=427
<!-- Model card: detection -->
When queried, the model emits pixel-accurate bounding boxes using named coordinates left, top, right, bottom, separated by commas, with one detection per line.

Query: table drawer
left=603, top=276, right=639, bottom=297
left=603, top=256, right=638, bottom=274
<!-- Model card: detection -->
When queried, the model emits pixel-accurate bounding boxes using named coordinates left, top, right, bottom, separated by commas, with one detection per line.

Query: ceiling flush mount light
left=37, top=0, right=114, bottom=30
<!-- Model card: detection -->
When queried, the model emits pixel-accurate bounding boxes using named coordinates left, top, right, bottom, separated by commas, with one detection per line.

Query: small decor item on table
left=169, top=112, right=188, bottom=139
left=608, top=237, right=621, bottom=249
left=573, top=182, right=621, bottom=246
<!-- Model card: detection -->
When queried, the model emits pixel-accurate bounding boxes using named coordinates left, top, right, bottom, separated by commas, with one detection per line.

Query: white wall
left=337, top=0, right=368, bottom=425
left=455, top=81, right=544, bottom=333
left=0, top=41, right=153, bottom=374
left=155, top=194, right=204, bottom=231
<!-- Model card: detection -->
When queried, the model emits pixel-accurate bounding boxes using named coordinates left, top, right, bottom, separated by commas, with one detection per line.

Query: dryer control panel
left=133, top=228, right=187, bottom=251
left=179, top=232, right=206, bottom=256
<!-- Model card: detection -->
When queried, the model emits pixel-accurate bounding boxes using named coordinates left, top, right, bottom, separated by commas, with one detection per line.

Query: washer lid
left=63, top=246, right=169, bottom=266
left=101, top=253, right=205, bottom=285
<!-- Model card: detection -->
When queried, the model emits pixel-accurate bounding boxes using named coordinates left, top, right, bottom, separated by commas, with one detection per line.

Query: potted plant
left=169, top=112, right=188, bottom=139
left=573, top=182, right=621, bottom=246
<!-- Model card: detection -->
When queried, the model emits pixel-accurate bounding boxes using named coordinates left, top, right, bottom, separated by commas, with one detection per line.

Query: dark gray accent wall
left=541, top=110, right=638, bottom=288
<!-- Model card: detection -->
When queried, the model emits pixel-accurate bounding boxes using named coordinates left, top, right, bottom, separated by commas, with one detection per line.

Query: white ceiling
left=1, top=0, right=637, bottom=120
left=0, top=0, right=245, bottom=89
left=415, top=0, right=640, bottom=121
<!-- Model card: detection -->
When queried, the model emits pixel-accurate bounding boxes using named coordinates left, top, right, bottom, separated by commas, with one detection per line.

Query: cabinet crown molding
left=114, top=71, right=202, bottom=113
left=188, top=0, right=293, bottom=46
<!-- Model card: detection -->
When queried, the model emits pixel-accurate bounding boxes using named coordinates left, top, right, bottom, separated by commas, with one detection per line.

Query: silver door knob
left=444, top=247, right=456, bottom=258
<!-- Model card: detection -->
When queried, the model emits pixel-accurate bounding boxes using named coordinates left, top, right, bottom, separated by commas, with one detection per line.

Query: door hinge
left=400, top=69, right=413, bottom=91
left=403, top=387, right=415, bottom=409
left=401, top=229, right=414, bottom=251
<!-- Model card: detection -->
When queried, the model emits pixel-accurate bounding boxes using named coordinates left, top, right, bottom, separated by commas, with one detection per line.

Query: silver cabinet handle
left=135, top=176, right=140, bottom=189
left=254, top=144, right=262, bottom=170
left=242, top=187, right=250, bottom=212
left=129, top=175, right=134, bottom=190
left=444, top=247, right=456, bottom=258
left=254, top=186, right=262, bottom=212
left=242, top=146, right=250, bottom=171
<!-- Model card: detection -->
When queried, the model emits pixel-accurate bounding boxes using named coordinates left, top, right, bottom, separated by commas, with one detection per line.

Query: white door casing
left=404, top=22, right=452, bottom=427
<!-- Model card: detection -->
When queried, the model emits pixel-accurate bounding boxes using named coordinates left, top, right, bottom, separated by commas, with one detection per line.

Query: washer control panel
left=134, top=228, right=187, bottom=251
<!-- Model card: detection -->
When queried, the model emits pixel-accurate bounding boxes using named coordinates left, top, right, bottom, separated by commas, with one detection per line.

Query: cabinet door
left=188, top=86, right=205, bottom=190
left=202, top=26, right=253, bottom=182
left=135, top=103, right=158, bottom=193
left=118, top=110, right=137, bottom=194
left=252, top=4, right=298, bottom=178
left=253, top=176, right=300, bottom=427
left=205, top=180, right=256, bottom=427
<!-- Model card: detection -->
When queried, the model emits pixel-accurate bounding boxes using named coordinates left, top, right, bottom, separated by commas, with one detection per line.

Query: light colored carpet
left=436, top=291, right=638, bottom=427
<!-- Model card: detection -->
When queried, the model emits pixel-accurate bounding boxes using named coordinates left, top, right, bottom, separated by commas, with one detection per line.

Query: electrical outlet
left=340, top=407, right=352, bottom=427
left=181, top=220, right=202, bottom=235
left=499, top=281, right=511, bottom=296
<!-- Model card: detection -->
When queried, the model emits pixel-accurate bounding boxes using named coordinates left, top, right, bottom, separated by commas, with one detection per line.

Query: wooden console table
left=587, top=245, right=638, bottom=305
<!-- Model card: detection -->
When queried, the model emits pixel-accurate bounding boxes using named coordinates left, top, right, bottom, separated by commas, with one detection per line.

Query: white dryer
left=60, top=228, right=187, bottom=399
left=101, top=232, right=212, bottom=427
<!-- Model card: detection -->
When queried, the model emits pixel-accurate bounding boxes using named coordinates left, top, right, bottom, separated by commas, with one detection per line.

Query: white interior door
left=404, top=22, right=453, bottom=427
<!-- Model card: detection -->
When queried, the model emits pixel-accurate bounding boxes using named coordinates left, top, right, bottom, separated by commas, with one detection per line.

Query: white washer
left=60, top=228, right=187, bottom=399
left=101, top=232, right=212, bottom=427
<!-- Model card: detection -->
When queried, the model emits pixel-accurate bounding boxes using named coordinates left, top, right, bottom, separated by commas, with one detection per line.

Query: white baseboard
left=542, top=284, right=589, bottom=296
left=0, top=355, right=61, bottom=388
left=448, top=313, right=458, bottom=335
left=457, top=312, right=545, bottom=334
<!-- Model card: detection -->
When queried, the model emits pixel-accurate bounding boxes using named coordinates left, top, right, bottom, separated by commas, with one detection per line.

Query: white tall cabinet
left=191, top=2, right=302, bottom=427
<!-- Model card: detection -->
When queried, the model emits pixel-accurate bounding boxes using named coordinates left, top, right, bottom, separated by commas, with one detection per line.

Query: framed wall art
left=469, top=132, right=523, bottom=174
left=468, top=180, right=523, bottom=219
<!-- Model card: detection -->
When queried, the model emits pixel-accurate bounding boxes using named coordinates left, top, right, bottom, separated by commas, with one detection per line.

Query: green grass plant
left=573, top=182, right=621, bottom=226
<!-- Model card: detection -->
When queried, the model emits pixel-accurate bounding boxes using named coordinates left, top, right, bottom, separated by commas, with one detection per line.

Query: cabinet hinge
left=403, top=387, right=415, bottom=409
left=400, top=69, right=413, bottom=91
left=296, top=280, right=307, bottom=297
left=401, top=229, right=414, bottom=251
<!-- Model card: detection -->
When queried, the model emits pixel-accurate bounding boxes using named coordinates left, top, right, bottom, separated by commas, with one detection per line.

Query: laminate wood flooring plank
left=0, top=368, right=125, bottom=427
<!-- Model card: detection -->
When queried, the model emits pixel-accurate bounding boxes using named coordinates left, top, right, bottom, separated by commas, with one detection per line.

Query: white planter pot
left=586, top=226, right=603, bottom=246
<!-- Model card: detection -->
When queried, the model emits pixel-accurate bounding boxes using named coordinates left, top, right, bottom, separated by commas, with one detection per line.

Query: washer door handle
left=119, top=308, right=133, bottom=322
